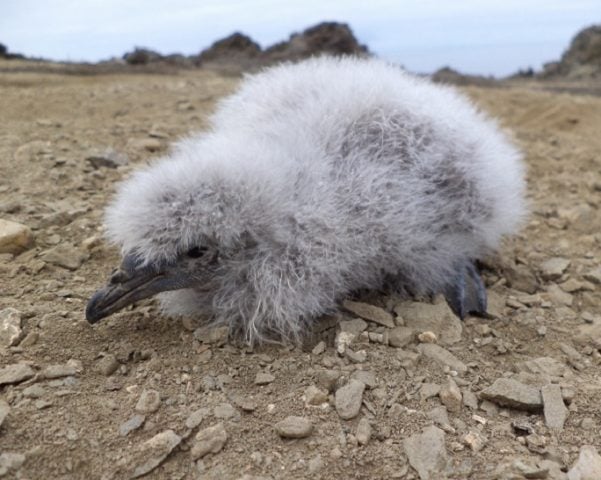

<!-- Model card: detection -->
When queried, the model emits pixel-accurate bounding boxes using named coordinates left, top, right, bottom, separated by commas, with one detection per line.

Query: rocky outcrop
left=541, top=25, right=601, bottom=79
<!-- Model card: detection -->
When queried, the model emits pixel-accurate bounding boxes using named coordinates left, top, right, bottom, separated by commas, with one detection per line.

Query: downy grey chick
left=86, top=56, right=526, bottom=345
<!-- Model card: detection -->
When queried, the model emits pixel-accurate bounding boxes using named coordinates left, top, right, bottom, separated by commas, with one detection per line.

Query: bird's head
left=86, top=142, right=263, bottom=324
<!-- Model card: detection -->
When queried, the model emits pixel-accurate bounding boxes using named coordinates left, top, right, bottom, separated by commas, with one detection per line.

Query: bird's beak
left=86, top=255, right=182, bottom=324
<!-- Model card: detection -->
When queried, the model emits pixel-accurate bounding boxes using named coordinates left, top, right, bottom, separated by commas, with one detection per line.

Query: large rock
left=198, top=33, right=261, bottom=65
left=123, top=47, right=163, bottom=65
left=541, top=25, right=601, bottom=79
left=264, top=22, right=368, bottom=63
left=568, top=445, right=601, bottom=480
left=395, top=299, right=462, bottom=345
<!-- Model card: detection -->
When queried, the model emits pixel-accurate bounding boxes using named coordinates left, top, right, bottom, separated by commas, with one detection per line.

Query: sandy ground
left=0, top=60, right=600, bottom=480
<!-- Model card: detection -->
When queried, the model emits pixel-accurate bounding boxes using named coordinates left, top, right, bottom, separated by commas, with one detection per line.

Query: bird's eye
left=186, top=246, right=208, bottom=258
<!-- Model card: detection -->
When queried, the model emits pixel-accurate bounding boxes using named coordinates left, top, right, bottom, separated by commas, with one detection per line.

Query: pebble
left=356, top=417, right=372, bottom=445
left=0, top=399, right=9, bottom=428
left=254, top=372, right=275, bottom=385
left=427, top=406, right=451, bottom=430
left=19, top=331, right=38, bottom=347
left=311, top=341, right=326, bottom=355
left=95, top=354, right=119, bottom=376
left=86, top=148, right=128, bottom=169
left=274, top=416, right=313, bottom=439
left=480, top=378, right=542, bottom=411
left=345, top=348, right=367, bottom=363
left=546, top=284, right=573, bottom=306
left=335, top=331, right=356, bottom=354
left=542, top=384, right=568, bottom=431
left=418, top=331, right=438, bottom=344
left=0, top=218, right=34, bottom=254
left=119, top=414, right=145, bottom=436
left=308, top=455, right=324, bottom=474
left=135, top=389, right=161, bottom=414
left=228, top=394, right=257, bottom=412
left=540, top=257, right=570, bottom=280
left=342, top=300, right=395, bottom=328
left=567, top=445, right=601, bottom=480
left=190, top=423, right=228, bottom=460
left=0, top=363, right=35, bottom=386
left=0, top=452, right=26, bottom=477
left=304, top=385, right=328, bottom=405
left=418, top=343, right=467, bottom=374
left=388, top=326, right=414, bottom=348
left=439, top=378, right=462, bottom=413
left=41, top=243, right=87, bottom=270
left=395, top=300, right=463, bottom=345
left=462, top=390, right=479, bottom=410
left=185, top=408, right=210, bottom=429
left=0, top=308, right=22, bottom=347
left=404, top=425, right=448, bottom=480
left=335, top=379, right=365, bottom=420
left=420, top=383, right=441, bottom=401
left=131, top=429, right=182, bottom=478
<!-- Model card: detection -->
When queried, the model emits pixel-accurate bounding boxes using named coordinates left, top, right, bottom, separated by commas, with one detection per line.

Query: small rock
left=395, top=299, right=462, bottom=345
left=193, top=325, right=229, bottom=345
left=213, top=403, right=238, bottom=420
left=185, top=408, right=210, bottom=429
left=540, top=257, right=570, bottom=280
left=342, top=300, right=394, bottom=328
left=316, top=369, right=341, bottom=392
left=0, top=399, right=10, bottom=428
left=0, top=218, right=34, bottom=254
left=462, top=390, right=479, bottom=410
left=345, top=348, right=367, bottom=363
left=22, top=384, right=45, bottom=398
left=41, top=243, right=87, bottom=270
left=274, top=416, right=313, bottom=439
left=420, top=383, right=441, bottom=401
left=304, top=385, right=328, bottom=405
left=0, top=452, right=26, bottom=477
left=480, top=378, right=542, bottom=411
left=583, top=267, right=601, bottom=285
left=351, top=370, right=378, bottom=389
left=427, top=406, right=451, bottom=430
left=404, top=425, right=448, bottom=480
left=339, top=318, right=368, bottom=335
left=0, top=363, right=35, bottom=386
left=119, top=414, right=145, bottom=436
left=546, top=284, right=573, bottom=306
left=131, top=429, right=182, bottom=478
left=335, top=379, right=365, bottom=420
left=190, top=423, right=228, bottom=460
left=135, top=389, right=161, bottom=414
left=418, top=331, right=438, bottom=344
left=41, top=361, right=82, bottom=379
left=542, top=384, right=568, bottom=431
left=388, top=326, right=414, bottom=348
left=567, top=445, right=601, bottom=480
left=95, top=354, right=119, bottom=376
left=127, top=137, right=163, bottom=152
left=0, top=308, right=22, bottom=347
left=356, top=417, right=372, bottom=445
left=335, top=330, right=356, bottom=354
left=311, top=341, right=326, bottom=355
left=418, top=343, right=467, bottom=373
left=308, top=455, right=324, bottom=474
left=439, top=378, right=462, bottom=413
left=462, top=430, right=487, bottom=452
left=254, top=372, right=275, bottom=385
left=86, top=148, right=128, bottom=169
left=19, top=331, right=38, bottom=347
left=228, top=394, right=257, bottom=412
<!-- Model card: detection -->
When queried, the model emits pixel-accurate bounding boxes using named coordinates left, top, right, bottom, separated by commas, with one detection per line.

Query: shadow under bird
left=86, top=56, right=526, bottom=344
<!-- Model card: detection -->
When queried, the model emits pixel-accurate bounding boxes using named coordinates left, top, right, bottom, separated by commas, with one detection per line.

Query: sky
left=1, top=0, right=599, bottom=76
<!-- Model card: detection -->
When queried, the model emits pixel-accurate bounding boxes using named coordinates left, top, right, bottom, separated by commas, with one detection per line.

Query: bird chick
left=86, top=56, right=526, bottom=344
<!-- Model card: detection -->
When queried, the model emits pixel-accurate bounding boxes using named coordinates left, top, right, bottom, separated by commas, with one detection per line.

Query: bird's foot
left=444, top=261, right=487, bottom=320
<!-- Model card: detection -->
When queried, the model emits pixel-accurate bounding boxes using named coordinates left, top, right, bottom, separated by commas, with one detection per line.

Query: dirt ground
left=0, top=59, right=600, bottom=480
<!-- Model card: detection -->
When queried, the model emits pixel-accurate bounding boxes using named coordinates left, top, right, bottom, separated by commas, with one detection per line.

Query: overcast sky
left=1, top=0, right=598, bottom=76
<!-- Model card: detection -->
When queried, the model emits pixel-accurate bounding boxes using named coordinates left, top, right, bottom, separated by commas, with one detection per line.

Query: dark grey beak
left=86, top=255, right=181, bottom=324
